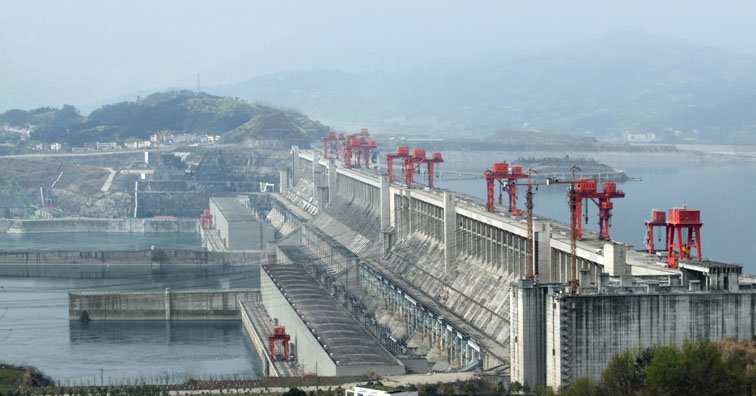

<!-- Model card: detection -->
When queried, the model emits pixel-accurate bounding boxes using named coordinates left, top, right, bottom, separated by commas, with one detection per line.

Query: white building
left=345, top=386, right=417, bottom=396
left=623, top=132, right=656, bottom=142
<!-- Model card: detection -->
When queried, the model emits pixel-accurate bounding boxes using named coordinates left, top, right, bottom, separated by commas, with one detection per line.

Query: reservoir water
left=0, top=233, right=262, bottom=385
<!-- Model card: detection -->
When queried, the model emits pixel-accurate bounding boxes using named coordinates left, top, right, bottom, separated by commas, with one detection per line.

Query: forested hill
left=0, top=91, right=328, bottom=146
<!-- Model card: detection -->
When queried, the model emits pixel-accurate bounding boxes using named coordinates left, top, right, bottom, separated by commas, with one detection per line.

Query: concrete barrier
left=69, top=289, right=261, bottom=321
left=4, top=218, right=197, bottom=234
left=0, top=249, right=263, bottom=278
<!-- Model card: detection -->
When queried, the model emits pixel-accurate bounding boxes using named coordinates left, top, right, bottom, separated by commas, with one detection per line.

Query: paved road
left=100, top=167, right=116, bottom=192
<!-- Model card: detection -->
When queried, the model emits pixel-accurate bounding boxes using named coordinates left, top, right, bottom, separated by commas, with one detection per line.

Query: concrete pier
left=0, top=249, right=262, bottom=278
left=68, top=289, right=261, bottom=321
left=0, top=217, right=197, bottom=234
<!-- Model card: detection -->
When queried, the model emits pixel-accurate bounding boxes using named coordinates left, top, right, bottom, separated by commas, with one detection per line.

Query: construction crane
left=525, top=169, right=536, bottom=281
left=546, top=165, right=583, bottom=294
left=403, top=149, right=444, bottom=188
left=483, top=162, right=529, bottom=214
left=500, top=168, right=540, bottom=281
left=386, top=146, right=410, bottom=183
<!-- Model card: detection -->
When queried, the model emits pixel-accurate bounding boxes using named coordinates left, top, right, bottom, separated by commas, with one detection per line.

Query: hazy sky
left=2, top=0, right=756, bottom=110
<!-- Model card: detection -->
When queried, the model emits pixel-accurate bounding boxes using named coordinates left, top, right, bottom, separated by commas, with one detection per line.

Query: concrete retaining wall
left=4, top=218, right=197, bottom=234
left=0, top=249, right=263, bottom=278
left=546, top=291, right=756, bottom=388
left=136, top=192, right=270, bottom=218
left=69, top=289, right=261, bottom=320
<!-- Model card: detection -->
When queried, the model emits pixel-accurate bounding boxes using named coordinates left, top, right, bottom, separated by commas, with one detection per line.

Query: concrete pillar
left=404, top=190, right=413, bottom=239
left=164, top=288, right=171, bottom=321
left=604, top=241, right=628, bottom=276
left=380, top=174, right=392, bottom=255
left=328, top=158, right=337, bottom=203
left=443, top=191, right=457, bottom=275
left=290, top=146, right=300, bottom=184
left=511, top=279, right=548, bottom=388
left=535, top=220, right=552, bottom=281
left=279, top=169, right=289, bottom=193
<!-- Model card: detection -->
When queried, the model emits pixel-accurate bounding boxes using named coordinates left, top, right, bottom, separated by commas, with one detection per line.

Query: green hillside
left=0, top=90, right=328, bottom=146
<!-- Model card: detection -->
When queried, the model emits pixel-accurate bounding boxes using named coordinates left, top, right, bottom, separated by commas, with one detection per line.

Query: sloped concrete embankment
left=383, top=232, right=515, bottom=347
left=319, top=175, right=382, bottom=257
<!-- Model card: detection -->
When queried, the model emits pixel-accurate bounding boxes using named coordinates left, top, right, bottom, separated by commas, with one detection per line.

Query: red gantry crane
left=403, top=148, right=443, bottom=188
left=342, top=129, right=377, bottom=169
left=483, top=162, right=529, bottom=215
left=644, top=210, right=667, bottom=253
left=666, top=208, right=703, bottom=268
left=268, top=325, right=291, bottom=361
left=569, top=179, right=625, bottom=241
left=322, top=131, right=345, bottom=160
left=386, top=146, right=410, bottom=183
left=547, top=166, right=627, bottom=293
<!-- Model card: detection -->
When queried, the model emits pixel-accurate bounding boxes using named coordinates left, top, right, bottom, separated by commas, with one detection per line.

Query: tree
left=561, top=378, right=598, bottom=396
left=282, top=387, right=307, bottom=396
left=600, top=350, right=647, bottom=395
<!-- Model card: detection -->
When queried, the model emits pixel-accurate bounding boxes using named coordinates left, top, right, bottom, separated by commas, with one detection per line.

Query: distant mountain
left=210, top=30, right=756, bottom=143
left=0, top=91, right=328, bottom=147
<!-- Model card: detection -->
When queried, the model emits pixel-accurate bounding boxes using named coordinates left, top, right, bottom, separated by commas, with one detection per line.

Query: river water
left=0, top=233, right=262, bottom=385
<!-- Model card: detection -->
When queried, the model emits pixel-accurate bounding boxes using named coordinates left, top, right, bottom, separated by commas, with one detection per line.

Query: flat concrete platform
left=263, top=265, right=400, bottom=368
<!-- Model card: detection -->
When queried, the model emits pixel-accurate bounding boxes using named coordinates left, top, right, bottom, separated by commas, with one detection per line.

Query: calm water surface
left=0, top=233, right=261, bottom=385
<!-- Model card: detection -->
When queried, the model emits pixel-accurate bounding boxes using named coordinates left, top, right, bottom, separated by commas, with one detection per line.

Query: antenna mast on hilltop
left=197, top=73, right=201, bottom=95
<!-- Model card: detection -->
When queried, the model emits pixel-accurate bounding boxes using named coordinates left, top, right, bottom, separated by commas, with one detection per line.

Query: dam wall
left=545, top=290, right=756, bottom=388
left=279, top=149, right=683, bottom=367
left=2, top=218, right=197, bottom=234
left=136, top=191, right=271, bottom=219
left=69, top=289, right=261, bottom=320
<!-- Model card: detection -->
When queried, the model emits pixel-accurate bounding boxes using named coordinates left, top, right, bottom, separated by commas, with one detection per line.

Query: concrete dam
left=263, top=147, right=756, bottom=388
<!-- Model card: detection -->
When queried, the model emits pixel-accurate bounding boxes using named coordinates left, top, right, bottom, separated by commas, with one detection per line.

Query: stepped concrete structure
left=263, top=147, right=755, bottom=387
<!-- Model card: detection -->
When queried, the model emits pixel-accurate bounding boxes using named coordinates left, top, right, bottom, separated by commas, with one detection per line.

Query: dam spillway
left=265, top=147, right=756, bottom=387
